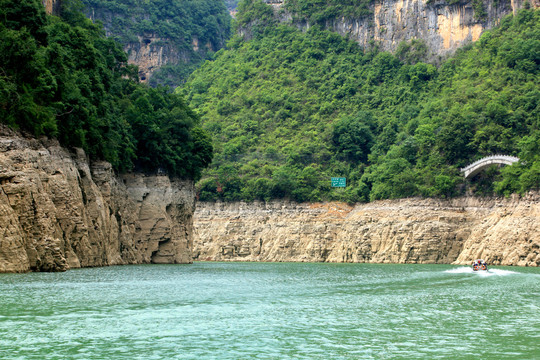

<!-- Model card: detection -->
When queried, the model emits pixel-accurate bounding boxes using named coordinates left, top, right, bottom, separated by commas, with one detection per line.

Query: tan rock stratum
left=41, top=0, right=60, bottom=15
left=0, top=126, right=194, bottom=272
left=2, top=126, right=538, bottom=272
left=264, top=0, right=539, bottom=59
left=194, top=196, right=539, bottom=266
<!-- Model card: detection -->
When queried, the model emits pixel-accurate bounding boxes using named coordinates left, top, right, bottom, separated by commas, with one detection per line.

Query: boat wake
left=445, top=267, right=518, bottom=276
left=445, top=267, right=475, bottom=274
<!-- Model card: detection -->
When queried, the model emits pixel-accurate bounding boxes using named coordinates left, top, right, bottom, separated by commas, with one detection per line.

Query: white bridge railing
left=461, top=155, right=520, bottom=178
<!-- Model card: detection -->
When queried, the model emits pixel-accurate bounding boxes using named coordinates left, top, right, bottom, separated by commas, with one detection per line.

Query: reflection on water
left=1, top=263, right=539, bottom=359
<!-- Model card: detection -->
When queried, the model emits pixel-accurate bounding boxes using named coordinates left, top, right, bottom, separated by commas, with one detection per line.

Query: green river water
left=1, top=263, right=539, bottom=359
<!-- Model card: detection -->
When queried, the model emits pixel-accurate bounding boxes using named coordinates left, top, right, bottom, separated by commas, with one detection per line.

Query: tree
left=332, top=112, right=374, bottom=164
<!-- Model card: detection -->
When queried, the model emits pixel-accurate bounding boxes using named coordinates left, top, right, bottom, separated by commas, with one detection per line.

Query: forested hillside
left=284, top=0, right=371, bottom=23
left=0, top=0, right=212, bottom=179
left=82, top=0, right=231, bottom=87
left=181, top=0, right=539, bottom=203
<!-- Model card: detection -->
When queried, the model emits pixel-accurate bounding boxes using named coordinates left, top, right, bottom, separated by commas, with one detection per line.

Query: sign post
left=331, top=177, right=346, bottom=188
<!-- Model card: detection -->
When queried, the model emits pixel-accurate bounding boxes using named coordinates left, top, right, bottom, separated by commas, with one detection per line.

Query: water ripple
left=0, top=263, right=539, bottom=359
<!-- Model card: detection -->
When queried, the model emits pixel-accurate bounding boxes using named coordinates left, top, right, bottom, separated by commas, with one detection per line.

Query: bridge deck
left=461, top=155, right=519, bottom=178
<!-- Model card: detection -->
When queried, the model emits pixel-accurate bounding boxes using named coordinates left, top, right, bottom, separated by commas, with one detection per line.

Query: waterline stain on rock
left=194, top=196, right=540, bottom=267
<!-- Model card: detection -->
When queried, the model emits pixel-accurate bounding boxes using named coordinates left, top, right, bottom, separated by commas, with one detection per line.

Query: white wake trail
left=445, top=267, right=518, bottom=276
left=486, top=268, right=518, bottom=276
left=445, top=267, right=474, bottom=274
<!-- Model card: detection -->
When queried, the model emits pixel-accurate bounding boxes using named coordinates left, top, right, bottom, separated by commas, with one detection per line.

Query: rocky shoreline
left=1, top=125, right=538, bottom=272
left=193, top=195, right=540, bottom=267
left=0, top=126, right=195, bottom=273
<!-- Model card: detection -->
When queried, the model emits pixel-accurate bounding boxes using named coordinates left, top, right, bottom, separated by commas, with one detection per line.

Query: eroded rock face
left=42, top=0, right=61, bottom=15
left=123, top=34, right=194, bottom=84
left=271, top=0, right=537, bottom=59
left=193, top=196, right=540, bottom=266
left=0, top=126, right=195, bottom=273
left=84, top=10, right=221, bottom=85
left=330, top=0, right=513, bottom=57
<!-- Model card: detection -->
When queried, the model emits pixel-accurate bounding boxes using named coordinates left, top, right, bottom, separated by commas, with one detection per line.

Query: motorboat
left=472, top=259, right=488, bottom=271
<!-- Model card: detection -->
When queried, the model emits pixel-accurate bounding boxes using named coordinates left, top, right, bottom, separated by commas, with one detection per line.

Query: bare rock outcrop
left=0, top=126, right=195, bottom=273
left=121, top=34, right=217, bottom=84
left=264, top=0, right=538, bottom=59
left=42, top=0, right=61, bottom=15
left=84, top=9, right=221, bottom=85
left=329, top=0, right=515, bottom=58
left=122, top=34, right=191, bottom=84
left=193, top=196, right=540, bottom=266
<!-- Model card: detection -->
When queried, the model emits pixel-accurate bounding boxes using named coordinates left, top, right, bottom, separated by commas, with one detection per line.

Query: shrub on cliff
left=285, top=0, right=371, bottom=24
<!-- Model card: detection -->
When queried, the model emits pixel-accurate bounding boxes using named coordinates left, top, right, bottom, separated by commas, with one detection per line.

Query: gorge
left=2, top=120, right=537, bottom=272
left=1, top=1, right=537, bottom=273
left=2, top=122, right=537, bottom=272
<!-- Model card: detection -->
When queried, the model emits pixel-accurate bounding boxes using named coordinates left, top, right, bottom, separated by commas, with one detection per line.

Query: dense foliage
left=180, top=1, right=539, bottom=202
left=81, top=0, right=231, bottom=87
left=0, top=0, right=212, bottom=179
left=285, top=0, right=371, bottom=23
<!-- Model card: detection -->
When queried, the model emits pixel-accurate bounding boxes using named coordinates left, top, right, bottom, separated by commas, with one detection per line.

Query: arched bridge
left=461, top=155, right=520, bottom=179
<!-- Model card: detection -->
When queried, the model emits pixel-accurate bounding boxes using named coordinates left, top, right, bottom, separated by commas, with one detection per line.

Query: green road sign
left=331, top=177, right=346, bottom=187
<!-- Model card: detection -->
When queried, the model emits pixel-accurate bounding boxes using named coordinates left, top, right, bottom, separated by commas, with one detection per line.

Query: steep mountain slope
left=181, top=2, right=539, bottom=203
left=1, top=0, right=212, bottom=179
left=282, top=0, right=526, bottom=59
left=82, top=0, right=231, bottom=87
left=0, top=0, right=213, bottom=272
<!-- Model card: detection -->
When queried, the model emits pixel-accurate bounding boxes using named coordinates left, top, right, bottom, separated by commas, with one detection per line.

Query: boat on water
left=472, top=259, right=488, bottom=271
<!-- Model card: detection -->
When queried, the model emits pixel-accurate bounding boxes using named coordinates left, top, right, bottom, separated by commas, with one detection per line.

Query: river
left=1, top=263, right=539, bottom=359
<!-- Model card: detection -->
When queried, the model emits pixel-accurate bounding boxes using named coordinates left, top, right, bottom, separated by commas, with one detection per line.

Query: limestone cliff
left=265, top=0, right=538, bottom=58
left=193, top=195, right=539, bottom=266
left=42, top=0, right=60, bottom=15
left=0, top=126, right=195, bottom=273
left=122, top=34, right=190, bottom=83
left=83, top=1, right=230, bottom=86
left=121, top=34, right=213, bottom=84
left=84, top=4, right=190, bottom=85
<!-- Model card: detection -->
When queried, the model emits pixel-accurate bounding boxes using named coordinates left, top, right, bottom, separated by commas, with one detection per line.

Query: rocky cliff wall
left=269, top=0, right=538, bottom=58
left=84, top=5, right=185, bottom=84
left=193, top=195, right=539, bottom=266
left=0, top=126, right=195, bottom=273
left=122, top=34, right=206, bottom=83
left=331, top=0, right=514, bottom=57
left=42, top=0, right=61, bottom=15
left=84, top=6, right=224, bottom=86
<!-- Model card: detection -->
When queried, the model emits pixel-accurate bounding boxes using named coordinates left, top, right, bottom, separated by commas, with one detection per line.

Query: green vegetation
left=0, top=0, right=212, bottom=179
left=81, top=0, right=231, bottom=87
left=285, top=0, right=371, bottom=24
left=180, top=0, right=539, bottom=202
left=234, top=0, right=277, bottom=34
